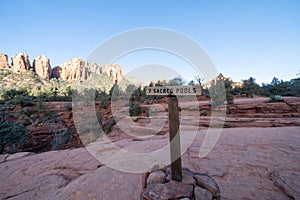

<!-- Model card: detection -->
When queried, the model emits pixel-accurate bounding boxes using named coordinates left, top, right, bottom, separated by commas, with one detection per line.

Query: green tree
left=96, top=90, right=109, bottom=108
left=169, top=77, right=185, bottom=86
left=270, top=77, right=286, bottom=95
left=217, top=74, right=234, bottom=104
left=284, top=78, right=300, bottom=96
left=125, top=84, right=142, bottom=116
left=241, top=77, right=259, bottom=97
left=109, top=84, right=124, bottom=101
left=209, top=75, right=226, bottom=108
left=209, top=74, right=234, bottom=105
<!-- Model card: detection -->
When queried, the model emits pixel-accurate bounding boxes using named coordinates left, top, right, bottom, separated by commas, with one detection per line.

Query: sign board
left=146, top=85, right=202, bottom=182
left=146, top=86, right=202, bottom=96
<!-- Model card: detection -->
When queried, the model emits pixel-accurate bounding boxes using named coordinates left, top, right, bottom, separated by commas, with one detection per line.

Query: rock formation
left=0, top=53, right=126, bottom=83
left=0, top=54, right=9, bottom=68
left=51, top=66, right=61, bottom=79
left=11, top=53, right=31, bottom=72
left=33, top=55, right=52, bottom=79
left=53, top=58, right=88, bottom=81
left=91, top=64, right=124, bottom=84
left=53, top=58, right=124, bottom=83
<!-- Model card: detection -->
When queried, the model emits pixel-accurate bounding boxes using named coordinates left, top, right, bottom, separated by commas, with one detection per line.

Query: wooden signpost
left=146, top=85, right=201, bottom=182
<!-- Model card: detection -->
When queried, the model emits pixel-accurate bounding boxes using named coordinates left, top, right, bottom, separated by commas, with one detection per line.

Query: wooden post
left=168, top=95, right=182, bottom=182
left=146, top=86, right=201, bottom=182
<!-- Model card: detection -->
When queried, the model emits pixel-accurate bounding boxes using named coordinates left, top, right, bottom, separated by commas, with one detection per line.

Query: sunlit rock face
left=33, top=55, right=52, bottom=79
left=11, top=53, right=31, bottom=72
left=0, top=54, right=9, bottom=68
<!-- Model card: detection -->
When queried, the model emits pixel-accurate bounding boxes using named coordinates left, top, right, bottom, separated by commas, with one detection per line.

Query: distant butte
left=0, top=53, right=125, bottom=83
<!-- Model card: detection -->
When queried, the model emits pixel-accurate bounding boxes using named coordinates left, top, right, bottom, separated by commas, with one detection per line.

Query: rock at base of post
left=141, top=166, right=221, bottom=200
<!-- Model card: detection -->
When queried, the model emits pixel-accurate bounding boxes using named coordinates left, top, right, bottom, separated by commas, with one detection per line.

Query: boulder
left=147, top=170, right=166, bottom=184
left=194, top=174, right=221, bottom=198
left=143, top=181, right=194, bottom=200
left=194, top=186, right=212, bottom=200
left=182, top=173, right=196, bottom=185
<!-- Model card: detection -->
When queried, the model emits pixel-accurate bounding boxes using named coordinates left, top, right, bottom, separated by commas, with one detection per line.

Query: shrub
left=268, top=95, right=283, bottom=102
left=64, top=102, right=72, bottom=111
left=132, top=117, right=138, bottom=122
left=145, top=99, right=151, bottom=105
left=96, top=91, right=109, bottom=109
left=21, top=107, right=35, bottom=116
left=148, top=107, right=156, bottom=116
left=129, top=102, right=141, bottom=116
left=200, top=109, right=207, bottom=116
left=96, top=106, right=104, bottom=125
left=209, top=79, right=226, bottom=109
left=109, top=84, right=124, bottom=101
left=240, top=77, right=260, bottom=97
left=226, top=93, right=234, bottom=104
left=0, top=112, right=29, bottom=154
left=102, top=119, right=116, bottom=133
left=3, top=88, right=28, bottom=100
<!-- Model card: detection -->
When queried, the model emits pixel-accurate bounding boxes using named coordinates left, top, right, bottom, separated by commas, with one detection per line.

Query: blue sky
left=1, top=0, right=299, bottom=84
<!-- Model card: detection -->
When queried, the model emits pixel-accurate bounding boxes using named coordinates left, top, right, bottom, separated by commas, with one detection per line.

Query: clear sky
left=1, top=0, right=299, bottom=84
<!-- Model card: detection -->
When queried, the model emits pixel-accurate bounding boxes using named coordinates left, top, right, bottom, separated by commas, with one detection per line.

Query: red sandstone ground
left=0, top=97, right=299, bottom=199
left=0, top=126, right=299, bottom=199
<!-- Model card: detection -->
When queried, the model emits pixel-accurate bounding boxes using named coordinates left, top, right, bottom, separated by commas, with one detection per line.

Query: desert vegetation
left=0, top=66, right=299, bottom=154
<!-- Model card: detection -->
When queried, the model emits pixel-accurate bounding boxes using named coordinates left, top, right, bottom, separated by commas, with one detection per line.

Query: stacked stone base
left=141, top=167, right=220, bottom=200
